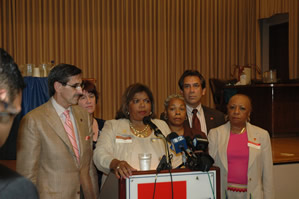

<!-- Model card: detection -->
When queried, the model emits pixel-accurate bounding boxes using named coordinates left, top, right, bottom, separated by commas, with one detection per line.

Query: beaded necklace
left=129, top=121, right=150, bottom=138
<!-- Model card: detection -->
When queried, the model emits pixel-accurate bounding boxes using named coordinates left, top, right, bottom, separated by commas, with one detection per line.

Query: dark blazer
left=0, top=164, right=39, bottom=198
left=183, top=105, right=226, bottom=138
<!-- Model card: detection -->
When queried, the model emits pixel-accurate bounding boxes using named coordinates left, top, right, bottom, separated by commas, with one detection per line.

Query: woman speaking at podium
left=208, top=94, right=274, bottom=199
left=93, top=83, right=179, bottom=181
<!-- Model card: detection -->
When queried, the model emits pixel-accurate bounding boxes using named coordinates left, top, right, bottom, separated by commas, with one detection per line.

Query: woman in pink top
left=208, top=94, right=274, bottom=199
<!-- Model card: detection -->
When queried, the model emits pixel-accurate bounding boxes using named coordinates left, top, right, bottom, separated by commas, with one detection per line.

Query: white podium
left=100, top=167, right=220, bottom=199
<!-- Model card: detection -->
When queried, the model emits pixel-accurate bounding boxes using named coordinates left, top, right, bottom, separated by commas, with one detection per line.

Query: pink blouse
left=227, top=131, right=249, bottom=186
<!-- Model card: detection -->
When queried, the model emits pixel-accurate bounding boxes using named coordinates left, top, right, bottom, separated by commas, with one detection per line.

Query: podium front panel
left=126, top=170, right=217, bottom=199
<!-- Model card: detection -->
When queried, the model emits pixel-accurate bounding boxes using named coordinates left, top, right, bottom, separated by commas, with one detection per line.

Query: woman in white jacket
left=208, top=94, right=274, bottom=199
left=93, top=83, right=179, bottom=180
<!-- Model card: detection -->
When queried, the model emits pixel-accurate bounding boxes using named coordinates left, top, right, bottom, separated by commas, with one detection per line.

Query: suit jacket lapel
left=218, top=122, right=230, bottom=171
left=247, top=123, right=258, bottom=169
left=203, top=106, right=212, bottom=132
left=44, top=101, right=78, bottom=163
left=72, top=105, right=92, bottom=164
left=72, top=106, right=84, bottom=161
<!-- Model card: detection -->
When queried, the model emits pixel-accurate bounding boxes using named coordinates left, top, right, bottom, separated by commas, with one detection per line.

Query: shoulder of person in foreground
left=246, top=122, right=272, bottom=147
left=247, top=122, right=269, bottom=135
left=208, top=122, right=229, bottom=136
left=0, top=164, right=39, bottom=198
left=207, top=122, right=230, bottom=156
left=151, top=118, right=171, bottom=136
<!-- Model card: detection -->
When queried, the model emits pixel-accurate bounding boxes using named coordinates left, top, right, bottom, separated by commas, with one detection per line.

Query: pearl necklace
left=129, top=121, right=149, bottom=138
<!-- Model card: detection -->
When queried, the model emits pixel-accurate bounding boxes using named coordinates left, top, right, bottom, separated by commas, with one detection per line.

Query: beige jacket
left=208, top=122, right=274, bottom=199
left=93, top=118, right=182, bottom=175
left=17, top=101, right=99, bottom=199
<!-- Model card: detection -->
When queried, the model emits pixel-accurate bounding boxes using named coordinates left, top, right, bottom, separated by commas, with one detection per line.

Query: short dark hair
left=0, top=48, right=26, bottom=101
left=178, top=70, right=206, bottom=90
left=81, top=80, right=99, bottom=103
left=115, top=83, right=155, bottom=119
left=48, top=64, right=82, bottom=97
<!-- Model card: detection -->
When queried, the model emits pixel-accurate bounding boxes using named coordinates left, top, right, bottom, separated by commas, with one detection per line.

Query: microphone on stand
left=143, top=116, right=172, bottom=172
left=166, top=132, right=214, bottom=171
left=185, top=136, right=197, bottom=152
left=143, top=116, right=165, bottom=138
left=193, top=134, right=209, bottom=152
left=166, top=132, right=188, bottom=154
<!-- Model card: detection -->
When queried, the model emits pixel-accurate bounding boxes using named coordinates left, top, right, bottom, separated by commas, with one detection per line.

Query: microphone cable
left=152, top=165, right=174, bottom=199
left=206, top=171, right=216, bottom=199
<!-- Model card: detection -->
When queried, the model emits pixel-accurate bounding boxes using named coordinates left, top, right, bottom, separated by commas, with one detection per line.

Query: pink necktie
left=63, top=110, right=80, bottom=163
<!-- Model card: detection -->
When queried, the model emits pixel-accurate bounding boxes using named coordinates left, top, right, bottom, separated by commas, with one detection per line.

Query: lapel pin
left=210, top=117, right=214, bottom=120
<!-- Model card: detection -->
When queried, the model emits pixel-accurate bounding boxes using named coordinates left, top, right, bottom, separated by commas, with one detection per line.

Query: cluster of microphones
left=166, top=132, right=214, bottom=171
left=143, top=116, right=214, bottom=172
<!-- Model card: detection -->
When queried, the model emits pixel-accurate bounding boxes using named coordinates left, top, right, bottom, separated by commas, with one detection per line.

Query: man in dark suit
left=0, top=48, right=39, bottom=198
left=178, top=70, right=225, bottom=138
left=17, top=64, right=99, bottom=199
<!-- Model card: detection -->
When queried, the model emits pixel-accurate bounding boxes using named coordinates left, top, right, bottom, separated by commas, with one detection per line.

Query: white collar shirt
left=51, top=97, right=80, bottom=153
left=186, top=103, right=207, bottom=135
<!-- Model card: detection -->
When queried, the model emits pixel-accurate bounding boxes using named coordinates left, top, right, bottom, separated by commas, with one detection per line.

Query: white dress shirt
left=186, top=104, right=207, bottom=135
left=51, top=97, right=81, bottom=153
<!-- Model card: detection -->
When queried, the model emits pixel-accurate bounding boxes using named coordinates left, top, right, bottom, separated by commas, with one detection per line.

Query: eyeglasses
left=62, top=82, right=84, bottom=90
left=0, top=100, right=19, bottom=123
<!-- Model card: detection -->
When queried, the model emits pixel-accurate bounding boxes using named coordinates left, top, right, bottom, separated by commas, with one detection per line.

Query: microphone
left=193, top=134, right=209, bottom=152
left=166, top=132, right=178, bottom=142
left=143, top=116, right=164, bottom=138
left=142, top=116, right=172, bottom=171
left=185, top=136, right=196, bottom=152
left=191, top=135, right=214, bottom=171
left=166, top=132, right=188, bottom=154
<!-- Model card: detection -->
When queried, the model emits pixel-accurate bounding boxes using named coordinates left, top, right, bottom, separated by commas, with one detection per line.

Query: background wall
left=0, top=0, right=298, bottom=119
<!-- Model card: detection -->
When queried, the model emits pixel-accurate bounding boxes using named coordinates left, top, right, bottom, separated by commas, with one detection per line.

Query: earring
left=127, top=112, right=130, bottom=115
left=150, top=111, right=152, bottom=115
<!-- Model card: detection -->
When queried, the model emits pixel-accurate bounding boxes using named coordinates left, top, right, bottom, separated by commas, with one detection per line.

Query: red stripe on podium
left=138, top=181, right=186, bottom=199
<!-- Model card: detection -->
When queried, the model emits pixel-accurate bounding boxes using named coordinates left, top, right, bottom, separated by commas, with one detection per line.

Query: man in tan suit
left=17, top=64, right=99, bottom=199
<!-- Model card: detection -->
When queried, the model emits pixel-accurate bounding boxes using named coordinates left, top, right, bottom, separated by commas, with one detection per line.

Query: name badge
left=151, top=138, right=162, bottom=143
left=116, top=135, right=132, bottom=143
left=248, top=141, right=261, bottom=149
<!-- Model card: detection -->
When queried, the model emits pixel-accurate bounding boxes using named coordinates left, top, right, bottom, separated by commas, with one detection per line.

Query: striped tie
left=63, top=110, right=80, bottom=163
